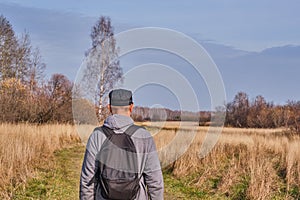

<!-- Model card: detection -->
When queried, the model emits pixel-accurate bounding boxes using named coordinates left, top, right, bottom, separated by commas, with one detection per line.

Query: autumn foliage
left=0, top=15, right=73, bottom=124
left=225, top=92, right=300, bottom=133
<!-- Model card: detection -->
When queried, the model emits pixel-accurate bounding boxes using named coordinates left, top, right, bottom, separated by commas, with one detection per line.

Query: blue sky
left=0, top=0, right=299, bottom=110
left=2, top=0, right=300, bottom=50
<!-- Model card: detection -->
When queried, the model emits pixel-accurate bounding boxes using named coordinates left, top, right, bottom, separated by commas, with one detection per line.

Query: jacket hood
left=103, top=114, right=134, bottom=132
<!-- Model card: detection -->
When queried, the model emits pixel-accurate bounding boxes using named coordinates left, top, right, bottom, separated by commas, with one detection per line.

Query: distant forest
left=131, top=92, right=300, bottom=133
left=132, top=92, right=300, bottom=132
left=0, top=15, right=299, bottom=132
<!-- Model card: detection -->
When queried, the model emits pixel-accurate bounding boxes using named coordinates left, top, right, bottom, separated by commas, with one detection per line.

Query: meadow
left=0, top=123, right=80, bottom=199
left=0, top=122, right=299, bottom=199
left=146, top=122, right=300, bottom=199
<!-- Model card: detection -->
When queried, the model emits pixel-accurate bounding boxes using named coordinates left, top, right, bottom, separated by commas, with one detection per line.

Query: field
left=0, top=124, right=80, bottom=199
left=141, top=122, right=300, bottom=199
left=0, top=122, right=299, bottom=199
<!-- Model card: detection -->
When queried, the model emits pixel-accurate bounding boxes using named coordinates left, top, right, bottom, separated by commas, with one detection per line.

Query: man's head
left=108, top=89, right=134, bottom=116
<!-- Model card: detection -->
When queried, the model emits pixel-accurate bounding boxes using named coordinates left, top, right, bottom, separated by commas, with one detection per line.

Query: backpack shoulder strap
left=87, top=126, right=114, bottom=186
left=94, top=126, right=114, bottom=138
left=124, top=124, right=145, bottom=137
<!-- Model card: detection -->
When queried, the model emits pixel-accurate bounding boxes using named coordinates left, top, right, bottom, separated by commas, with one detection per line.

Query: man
left=80, top=89, right=164, bottom=200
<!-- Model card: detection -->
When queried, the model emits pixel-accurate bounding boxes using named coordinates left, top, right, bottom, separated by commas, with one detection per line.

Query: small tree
left=84, top=16, right=122, bottom=122
left=0, top=78, right=29, bottom=122
left=286, top=101, right=300, bottom=133
left=0, top=15, right=18, bottom=80
left=14, top=32, right=31, bottom=82
left=226, top=92, right=249, bottom=127
left=0, top=15, right=45, bottom=87
left=28, top=47, right=46, bottom=92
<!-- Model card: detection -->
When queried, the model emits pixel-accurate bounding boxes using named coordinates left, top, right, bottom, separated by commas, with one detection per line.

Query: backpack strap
left=124, top=124, right=145, bottom=137
left=101, top=126, right=114, bottom=138
left=87, top=127, right=113, bottom=186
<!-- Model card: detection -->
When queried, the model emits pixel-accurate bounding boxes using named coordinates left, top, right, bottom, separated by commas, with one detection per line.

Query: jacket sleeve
left=80, top=130, right=101, bottom=200
left=143, top=137, right=164, bottom=200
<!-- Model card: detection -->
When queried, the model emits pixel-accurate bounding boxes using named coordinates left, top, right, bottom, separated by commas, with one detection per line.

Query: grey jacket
left=80, top=114, right=164, bottom=200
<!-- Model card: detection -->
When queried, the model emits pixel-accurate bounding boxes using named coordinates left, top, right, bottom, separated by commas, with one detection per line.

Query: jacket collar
left=103, top=114, right=134, bottom=132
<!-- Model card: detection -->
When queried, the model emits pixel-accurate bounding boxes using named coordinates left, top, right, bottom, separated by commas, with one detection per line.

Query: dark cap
left=109, top=89, right=133, bottom=106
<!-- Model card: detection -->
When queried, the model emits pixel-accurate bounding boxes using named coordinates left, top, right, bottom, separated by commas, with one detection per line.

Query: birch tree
left=84, top=16, right=122, bottom=121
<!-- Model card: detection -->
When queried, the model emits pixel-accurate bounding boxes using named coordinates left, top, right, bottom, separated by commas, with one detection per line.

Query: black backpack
left=94, top=125, right=144, bottom=200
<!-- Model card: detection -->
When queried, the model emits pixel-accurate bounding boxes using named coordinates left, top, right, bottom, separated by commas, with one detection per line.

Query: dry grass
left=0, top=123, right=80, bottom=199
left=150, top=122, right=300, bottom=199
left=1, top=121, right=299, bottom=199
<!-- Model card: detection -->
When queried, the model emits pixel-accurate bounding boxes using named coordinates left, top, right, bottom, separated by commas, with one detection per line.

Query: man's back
left=80, top=114, right=164, bottom=200
left=95, top=125, right=142, bottom=199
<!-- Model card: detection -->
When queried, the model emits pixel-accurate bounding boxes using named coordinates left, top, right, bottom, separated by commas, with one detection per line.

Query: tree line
left=225, top=92, right=300, bottom=132
left=131, top=92, right=299, bottom=133
left=131, top=106, right=208, bottom=122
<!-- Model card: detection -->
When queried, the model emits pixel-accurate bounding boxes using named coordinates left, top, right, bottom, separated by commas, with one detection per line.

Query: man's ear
left=129, top=104, right=134, bottom=112
left=107, top=104, right=112, bottom=113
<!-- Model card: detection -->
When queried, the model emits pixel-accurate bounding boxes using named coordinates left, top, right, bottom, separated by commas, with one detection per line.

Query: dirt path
left=13, top=145, right=84, bottom=199
left=14, top=144, right=189, bottom=200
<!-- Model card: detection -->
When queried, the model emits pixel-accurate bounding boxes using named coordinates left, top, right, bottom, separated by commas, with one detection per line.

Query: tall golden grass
left=1, top=122, right=299, bottom=199
left=150, top=122, right=300, bottom=199
left=0, top=123, right=80, bottom=199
